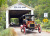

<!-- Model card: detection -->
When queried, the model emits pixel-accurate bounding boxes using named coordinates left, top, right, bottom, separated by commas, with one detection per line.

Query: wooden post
left=6, top=10, right=9, bottom=28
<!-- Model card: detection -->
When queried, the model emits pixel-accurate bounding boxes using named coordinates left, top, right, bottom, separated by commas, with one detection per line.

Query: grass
left=0, top=28, right=18, bottom=36
left=42, top=28, right=50, bottom=33
left=46, top=29, right=50, bottom=32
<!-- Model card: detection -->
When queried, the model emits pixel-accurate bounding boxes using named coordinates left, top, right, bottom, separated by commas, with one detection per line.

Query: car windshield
left=25, top=15, right=34, bottom=21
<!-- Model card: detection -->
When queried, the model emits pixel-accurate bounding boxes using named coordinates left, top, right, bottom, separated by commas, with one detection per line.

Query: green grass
left=0, top=28, right=10, bottom=36
left=42, top=28, right=50, bottom=32
left=0, top=28, right=17, bottom=36
left=46, top=29, right=50, bottom=32
left=42, top=28, right=46, bottom=31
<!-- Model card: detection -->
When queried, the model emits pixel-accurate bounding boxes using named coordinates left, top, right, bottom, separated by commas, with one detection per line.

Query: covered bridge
left=6, top=2, right=35, bottom=28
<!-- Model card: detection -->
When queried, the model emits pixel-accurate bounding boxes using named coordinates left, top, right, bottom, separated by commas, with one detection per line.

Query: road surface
left=13, top=27, right=50, bottom=36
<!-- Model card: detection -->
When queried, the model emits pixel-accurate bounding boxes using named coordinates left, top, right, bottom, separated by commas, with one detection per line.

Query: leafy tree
left=7, top=0, right=18, bottom=6
left=21, top=0, right=50, bottom=19
left=0, top=0, right=7, bottom=7
left=0, top=0, right=18, bottom=29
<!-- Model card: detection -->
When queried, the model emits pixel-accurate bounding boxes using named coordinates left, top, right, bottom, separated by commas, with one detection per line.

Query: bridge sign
left=44, top=13, right=48, bottom=17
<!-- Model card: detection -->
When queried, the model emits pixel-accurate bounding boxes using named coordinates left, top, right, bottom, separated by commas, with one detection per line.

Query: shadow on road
left=22, top=30, right=37, bottom=34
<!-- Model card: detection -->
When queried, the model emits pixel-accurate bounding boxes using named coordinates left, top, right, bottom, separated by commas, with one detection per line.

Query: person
left=23, top=19, right=26, bottom=25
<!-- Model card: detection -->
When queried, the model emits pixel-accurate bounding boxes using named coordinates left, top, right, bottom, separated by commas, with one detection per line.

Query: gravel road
left=13, top=27, right=50, bottom=36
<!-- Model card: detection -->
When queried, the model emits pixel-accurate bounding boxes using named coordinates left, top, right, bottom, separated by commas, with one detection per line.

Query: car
left=20, top=15, right=42, bottom=34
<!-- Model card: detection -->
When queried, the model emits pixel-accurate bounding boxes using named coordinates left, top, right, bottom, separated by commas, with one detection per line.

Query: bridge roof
left=7, top=2, right=35, bottom=18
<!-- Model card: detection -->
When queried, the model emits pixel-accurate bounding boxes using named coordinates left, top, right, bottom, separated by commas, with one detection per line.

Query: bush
left=0, top=28, right=17, bottom=36
left=35, top=18, right=50, bottom=29
left=41, top=20, right=50, bottom=28
left=35, top=18, right=41, bottom=24
left=47, top=20, right=50, bottom=27
left=0, top=26, right=4, bottom=31
left=0, top=28, right=10, bottom=36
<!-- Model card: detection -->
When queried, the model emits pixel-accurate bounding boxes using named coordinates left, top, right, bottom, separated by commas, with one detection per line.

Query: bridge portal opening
left=9, top=10, right=31, bottom=27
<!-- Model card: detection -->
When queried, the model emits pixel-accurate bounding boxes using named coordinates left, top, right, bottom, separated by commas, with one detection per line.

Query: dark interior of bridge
left=9, top=10, right=31, bottom=27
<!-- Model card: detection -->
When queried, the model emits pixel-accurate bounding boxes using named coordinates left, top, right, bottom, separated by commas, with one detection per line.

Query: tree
left=21, top=0, right=50, bottom=19
left=7, top=0, right=18, bottom=6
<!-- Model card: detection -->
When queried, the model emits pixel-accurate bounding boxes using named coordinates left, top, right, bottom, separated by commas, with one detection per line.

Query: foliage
left=35, top=18, right=41, bottom=24
left=1, top=4, right=8, bottom=11
left=0, top=0, right=18, bottom=29
left=21, top=0, right=50, bottom=19
left=7, top=0, right=18, bottom=6
left=40, top=20, right=50, bottom=28
left=0, top=26, right=3, bottom=31
left=0, top=28, right=17, bottom=36
left=10, top=18, right=19, bottom=24
left=35, top=18, right=50, bottom=28
left=42, top=28, right=50, bottom=32
left=0, top=0, right=7, bottom=7
left=0, top=11, right=6, bottom=29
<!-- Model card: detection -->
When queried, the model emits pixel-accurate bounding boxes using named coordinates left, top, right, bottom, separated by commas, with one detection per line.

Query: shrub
left=35, top=18, right=50, bottom=29
left=0, top=26, right=4, bottom=31
left=41, top=20, right=50, bottom=28
left=0, top=28, right=17, bottom=36
left=35, top=18, right=41, bottom=24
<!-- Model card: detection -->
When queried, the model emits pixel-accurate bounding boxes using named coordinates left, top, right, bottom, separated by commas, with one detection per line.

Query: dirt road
left=13, top=27, right=50, bottom=36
